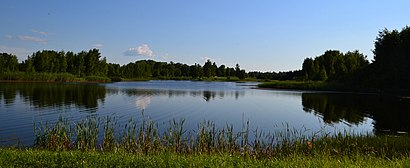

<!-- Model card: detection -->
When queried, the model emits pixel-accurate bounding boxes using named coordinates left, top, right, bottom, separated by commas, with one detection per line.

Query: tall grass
left=0, top=72, right=112, bottom=82
left=33, top=116, right=410, bottom=159
left=258, top=80, right=379, bottom=93
left=2, top=149, right=410, bottom=167
left=258, top=80, right=333, bottom=90
left=84, top=76, right=111, bottom=82
left=0, top=72, right=80, bottom=82
left=34, top=117, right=73, bottom=150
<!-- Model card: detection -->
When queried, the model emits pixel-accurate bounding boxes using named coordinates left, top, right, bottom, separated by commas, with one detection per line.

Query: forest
left=0, top=49, right=247, bottom=80
left=1, top=26, right=410, bottom=90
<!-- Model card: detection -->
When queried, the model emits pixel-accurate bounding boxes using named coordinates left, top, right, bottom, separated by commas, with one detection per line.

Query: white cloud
left=31, top=29, right=48, bottom=36
left=0, top=45, right=31, bottom=60
left=161, top=53, right=172, bottom=60
left=137, top=44, right=153, bottom=57
left=92, top=43, right=104, bottom=48
left=18, top=35, right=48, bottom=43
left=125, top=44, right=154, bottom=57
left=5, top=35, right=13, bottom=39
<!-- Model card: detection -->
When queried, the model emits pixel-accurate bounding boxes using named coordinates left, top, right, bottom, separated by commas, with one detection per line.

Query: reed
left=34, top=117, right=73, bottom=150
left=0, top=72, right=79, bottom=82
left=33, top=116, right=410, bottom=159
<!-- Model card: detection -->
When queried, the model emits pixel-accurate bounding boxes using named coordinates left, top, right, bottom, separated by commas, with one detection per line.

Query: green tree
left=203, top=60, right=213, bottom=77
left=320, top=66, right=328, bottom=81
left=0, top=53, right=19, bottom=72
left=84, top=49, right=101, bottom=76
left=218, top=65, right=226, bottom=77
left=20, top=56, right=35, bottom=72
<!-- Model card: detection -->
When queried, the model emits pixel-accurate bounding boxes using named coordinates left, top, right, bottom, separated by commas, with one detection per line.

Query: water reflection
left=116, top=88, right=245, bottom=102
left=301, top=93, right=410, bottom=134
left=0, top=83, right=106, bottom=110
left=135, top=96, right=151, bottom=110
left=301, top=93, right=367, bottom=125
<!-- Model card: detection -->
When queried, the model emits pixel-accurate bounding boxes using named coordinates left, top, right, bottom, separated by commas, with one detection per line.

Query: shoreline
left=257, top=80, right=410, bottom=98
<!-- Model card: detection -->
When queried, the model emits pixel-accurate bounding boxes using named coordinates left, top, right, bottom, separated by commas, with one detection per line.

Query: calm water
left=1, top=81, right=409, bottom=146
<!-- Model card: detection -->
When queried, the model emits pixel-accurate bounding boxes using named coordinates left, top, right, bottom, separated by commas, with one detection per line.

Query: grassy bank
left=258, top=80, right=378, bottom=92
left=0, top=71, right=261, bottom=83
left=257, top=81, right=410, bottom=97
left=1, top=148, right=409, bottom=167
left=0, top=72, right=111, bottom=82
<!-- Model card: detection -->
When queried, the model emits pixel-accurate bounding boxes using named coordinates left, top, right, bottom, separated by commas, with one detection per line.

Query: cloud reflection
left=135, top=96, right=151, bottom=110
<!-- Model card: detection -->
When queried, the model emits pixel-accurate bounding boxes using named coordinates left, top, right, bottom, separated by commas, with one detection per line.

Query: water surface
left=1, top=81, right=409, bottom=146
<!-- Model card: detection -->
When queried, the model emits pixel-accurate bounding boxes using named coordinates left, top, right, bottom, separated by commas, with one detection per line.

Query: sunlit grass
left=1, top=148, right=410, bottom=167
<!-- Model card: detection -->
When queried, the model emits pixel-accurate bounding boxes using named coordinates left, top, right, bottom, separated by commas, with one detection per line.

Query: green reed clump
left=85, top=76, right=111, bottom=82
left=163, top=119, right=188, bottom=153
left=34, top=116, right=410, bottom=159
left=75, top=117, right=100, bottom=151
left=101, top=116, right=117, bottom=151
left=34, top=117, right=73, bottom=150
left=0, top=72, right=78, bottom=82
left=119, top=116, right=162, bottom=154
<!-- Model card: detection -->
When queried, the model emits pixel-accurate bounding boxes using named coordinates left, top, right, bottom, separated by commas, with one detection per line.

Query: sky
left=1, top=1, right=409, bottom=72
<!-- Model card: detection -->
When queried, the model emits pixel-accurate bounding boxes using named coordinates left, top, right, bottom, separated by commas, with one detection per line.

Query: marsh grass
left=0, top=72, right=79, bottom=82
left=0, top=72, right=114, bottom=82
left=258, top=80, right=336, bottom=91
left=33, top=116, right=410, bottom=159
left=257, top=80, right=380, bottom=93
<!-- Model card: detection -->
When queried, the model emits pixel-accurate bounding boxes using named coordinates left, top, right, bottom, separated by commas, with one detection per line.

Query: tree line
left=0, top=49, right=247, bottom=80
left=370, top=26, right=410, bottom=89
left=301, top=50, right=369, bottom=82
left=300, top=26, right=410, bottom=90
left=249, top=26, right=410, bottom=91
left=2, top=26, right=410, bottom=90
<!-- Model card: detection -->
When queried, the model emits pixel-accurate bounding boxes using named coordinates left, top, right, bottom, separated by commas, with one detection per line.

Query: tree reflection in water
left=302, top=93, right=410, bottom=134
left=0, top=82, right=106, bottom=111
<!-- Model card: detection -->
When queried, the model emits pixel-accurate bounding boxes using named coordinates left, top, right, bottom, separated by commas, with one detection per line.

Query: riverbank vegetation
left=0, top=50, right=249, bottom=82
left=3, top=27, right=410, bottom=92
left=1, top=117, right=410, bottom=167
left=1, top=149, right=409, bottom=167
left=258, top=26, right=410, bottom=94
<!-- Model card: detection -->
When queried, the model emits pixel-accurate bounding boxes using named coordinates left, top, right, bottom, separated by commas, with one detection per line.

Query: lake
left=1, top=81, right=409, bottom=146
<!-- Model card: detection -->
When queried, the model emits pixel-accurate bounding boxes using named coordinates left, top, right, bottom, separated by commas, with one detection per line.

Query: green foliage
left=258, top=81, right=335, bottom=90
left=84, top=76, right=111, bottom=82
left=1, top=49, right=250, bottom=82
left=371, top=26, right=410, bottom=89
left=0, top=53, right=19, bottom=72
left=0, top=72, right=78, bottom=82
left=1, top=116, right=407, bottom=167
left=2, top=148, right=410, bottom=167
left=31, top=116, right=410, bottom=160
left=302, top=50, right=369, bottom=82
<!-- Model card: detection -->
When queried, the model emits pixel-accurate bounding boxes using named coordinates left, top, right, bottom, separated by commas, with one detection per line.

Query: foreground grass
left=1, top=148, right=410, bottom=167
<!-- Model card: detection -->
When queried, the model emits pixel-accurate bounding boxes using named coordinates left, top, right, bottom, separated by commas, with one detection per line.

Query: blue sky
left=1, top=1, right=409, bottom=71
